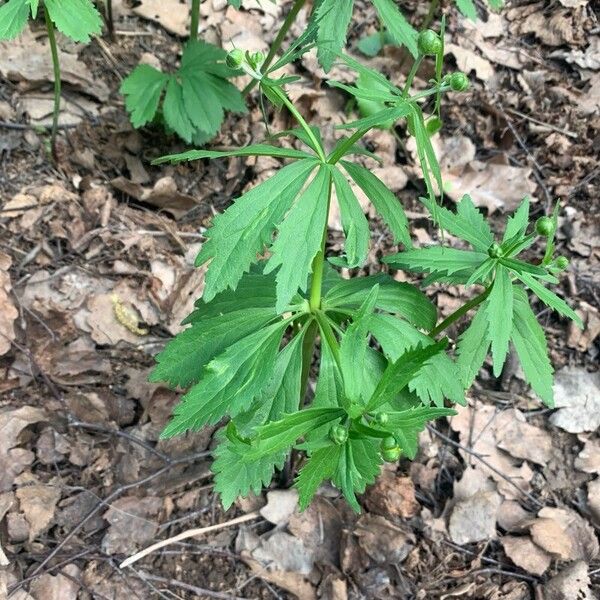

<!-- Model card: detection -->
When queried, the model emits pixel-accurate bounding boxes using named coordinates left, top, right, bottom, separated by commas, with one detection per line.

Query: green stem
left=271, top=87, right=327, bottom=162
left=242, top=0, right=306, bottom=96
left=44, top=8, right=61, bottom=161
left=299, top=320, right=318, bottom=401
left=409, top=83, right=451, bottom=102
left=190, top=0, right=200, bottom=41
left=314, top=311, right=342, bottom=371
left=402, top=56, right=423, bottom=98
left=422, top=0, right=440, bottom=30
left=327, top=127, right=370, bottom=164
left=428, top=286, right=492, bottom=337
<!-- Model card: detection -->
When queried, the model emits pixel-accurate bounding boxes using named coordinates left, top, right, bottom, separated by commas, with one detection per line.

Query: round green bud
left=250, top=50, right=265, bottom=67
left=226, top=48, right=245, bottom=69
left=374, top=412, right=389, bottom=426
left=381, top=436, right=398, bottom=451
left=449, top=72, right=470, bottom=92
left=555, top=256, right=569, bottom=270
left=382, top=445, right=402, bottom=462
left=329, top=424, right=348, bottom=445
left=417, top=30, right=442, bottom=56
left=536, top=216, right=555, bottom=237
left=488, top=242, right=503, bottom=258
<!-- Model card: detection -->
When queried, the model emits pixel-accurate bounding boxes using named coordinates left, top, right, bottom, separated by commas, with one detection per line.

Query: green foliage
left=0, top=0, right=102, bottom=41
left=120, top=40, right=245, bottom=144
left=150, top=25, right=571, bottom=514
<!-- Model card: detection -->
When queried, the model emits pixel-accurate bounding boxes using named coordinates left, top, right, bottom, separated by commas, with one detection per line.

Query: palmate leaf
left=163, top=78, right=195, bottom=143
left=384, top=246, right=488, bottom=278
left=197, top=158, right=318, bottom=302
left=368, top=314, right=465, bottom=406
left=456, top=304, right=490, bottom=387
left=154, top=144, right=313, bottom=164
left=44, top=0, right=102, bottom=43
left=511, top=286, right=554, bottom=407
left=296, top=444, right=340, bottom=510
left=341, top=160, right=411, bottom=248
left=323, top=274, right=437, bottom=331
left=120, top=65, right=169, bottom=128
left=371, top=0, right=418, bottom=57
left=486, top=265, right=513, bottom=376
left=331, top=166, right=370, bottom=267
left=265, top=165, right=332, bottom=312
left=0, top=0, right=29, bottom=40
left=150, top=307, right=277, bottom=388
left=313, top=0, right=354, bottom=72
left=421, top=195, right=494, bottom=253
left=161, top=320, right=290, bottom=438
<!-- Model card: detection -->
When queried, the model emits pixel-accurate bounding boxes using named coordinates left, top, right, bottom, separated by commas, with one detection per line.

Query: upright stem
left=242, top=0, right=307, bottom=96
left=44, top=8, right=61, bottom=161
left=402, top=56, right=423, bottom=98
left=271, top=87, right=326, bottom=162
left=190, top=0, right=200, bottom=41
left=299, top=320, right=318, bottom=401
left=428, top=286, right=491, bottom=337
left=327, top=127, right=370, bottom=164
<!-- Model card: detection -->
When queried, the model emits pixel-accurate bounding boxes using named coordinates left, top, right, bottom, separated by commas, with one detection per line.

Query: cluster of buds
left=226, top=48, right=266, bottom=80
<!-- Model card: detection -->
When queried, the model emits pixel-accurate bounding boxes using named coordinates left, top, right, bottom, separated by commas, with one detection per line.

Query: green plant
left=148, top=39, right=580, bottom=512
left=119, top=0, right=245, bottom=145
left=0, top=0, right=102, bottom=156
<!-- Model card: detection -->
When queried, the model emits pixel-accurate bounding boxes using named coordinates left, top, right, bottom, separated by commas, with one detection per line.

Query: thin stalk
left=314, top=311, right=342, bottom=371
left=44, top=8, right=61, bottom=160
left=271, top=87, right=326, bottom=161
left=299, top=320, right=318, bottom=401
left=242, top=0, right=307, bottom=96
left=428, top=287, right=492, bottom=337
left=106, top=0, right=114, bottom=40
left=402, top=56, right=423, bottom=98
left=410, top=83, right=451, bottom=102
left=422, top=0, right=440, bottom=30
left=327, top=127, right=370, bottom=164
left=190, top=0, right=200, bottom=41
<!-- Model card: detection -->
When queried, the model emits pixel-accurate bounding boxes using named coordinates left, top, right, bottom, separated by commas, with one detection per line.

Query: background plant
left=0, top=0, right=102, bottom=156
left=148, top=32, right=581, bottom=511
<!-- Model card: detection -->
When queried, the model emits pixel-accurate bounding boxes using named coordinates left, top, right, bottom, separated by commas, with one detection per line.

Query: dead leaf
left=497, top=501, right=533, bottom=533
left=260, top=489, right=299, bottom=526
left=567, top=302, right=600, bottom=352
left=501, top=535, right=552, bottom=576
left=529, top=506, right=599, bottom=562
left=16, top=485, right=61, bottom=541
left=550, top=37, right=600, bottom=70
left=0, top=407, right=47, bottom=492
left=29, top=564, right=80, bottom=600
left=543, top=561, right=595, bottom=600
left=111, top=176, right=198, bottom=218
left=133, top=0, right=190, bottom=36
left=575, top=438, right=600, bottom=474
left=449, top=489, right=502, bottom=544
left=446, top=43, right=494, bottom=81
left=518, top=10, right=582, bottom=47
left=495, top=410, right=553, bottom=465
left=0, top=252, right=18, bottom=356
left=550, top=368, right=600, bottom=433
left=354, top=514, right=415, bottom=564
left=364, top=471, right=419, bottom=519
left=0, top=30, right=109, bottom=101
left=102, top=496, right=163, bottom=554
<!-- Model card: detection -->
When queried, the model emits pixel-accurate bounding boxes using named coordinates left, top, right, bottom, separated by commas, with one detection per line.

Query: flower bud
left=449, top=71, right=469, bottom=91
left=226, top=48, right=244, bottom=69
left=555, top=256, right=569, bottom=270
left=488, top=242, right=503, bottom=258
left=374, top=412, right=389, bottom=426
left=536, top=216, right=555, bottom=237
left=329, top=424, right=348, bottom=445
left=417, top=30, right=442, bottom=56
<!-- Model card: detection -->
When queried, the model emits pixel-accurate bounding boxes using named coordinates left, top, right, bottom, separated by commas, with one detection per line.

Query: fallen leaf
left=260, top=489, right=299, bottom=526
left=501, top=535, right=552, bottom=576
left=550, top=367, right=600, bottom=433
left=567, top=302, right=600, bottom=352
left=354, top=514, right=415, bottom=564
left=529, top=506, right=599, bottom=562
left=0, top=252, right=18, bottom=356
left=543, top=561, right=595, bottom=600
left=495, top=410, right=553, bottom=465
left=29, top=564, right=80, bottom=600
left=102, top=496, right=163, bottom=554
left=446, top=43, right=494, bottom=81
left=133, top=0, right=190, bottom=36
left=364, top=471, right=420, bottom=519
left=16, top=485, right=61, bottom=541
left=550, top=37, right=600, bottom=70
left=574, top=438, right=600, bottom=474
left=588, top=479, right=600, bottom=525
left=449, top=489, right=502, bottom=544
left=496, top=501, right=534, bottom=533
left=0, top=407, right=47, bottom=492
left=518, top=10, right=582, bottom=47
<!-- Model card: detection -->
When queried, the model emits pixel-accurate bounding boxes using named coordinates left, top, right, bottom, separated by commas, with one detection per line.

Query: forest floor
left=0, top=1, right=599, bottom=599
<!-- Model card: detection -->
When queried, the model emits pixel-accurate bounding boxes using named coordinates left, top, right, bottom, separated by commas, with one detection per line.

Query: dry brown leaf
left=449, top=489, right=502, bottom=545
left=501, top=535, right=552, bottom=576
left=102, top=496, right=163, bottom=554
left=445, top=43, right=494, bottom=81
left=497, top=501, right=533, bottom=533
left=354, top=514, right=415, bottom=564
left=588, top=479, right=600, bottom=525
left=260, top=489, right=299, bottom=526
left=133, top=0, right=191, bottom=36
left=575, top=438, right=600, bottom=474
left=495, top=410, right=553, bottom=465
left=567, top=302, right=600, bottom=352
left=550, top=37, right=600, bottom=70
left=16, top=485, right=61, bottom=541
left=543, top=561, right=595, bottom=600
left=550, top=368, right=600, bottom=433
left=518, top=10, right=582, bottom=47
left=529, top=506, right=599, bottom=562
left=0, top=252, right=18, bottom=357
left=29, top=564, right=80, bottom=600
left=0, top=30, right=108, bottom=101
left=0, top=407, right=47, bottom=492
left=365, top=471, right=420, bottom=519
